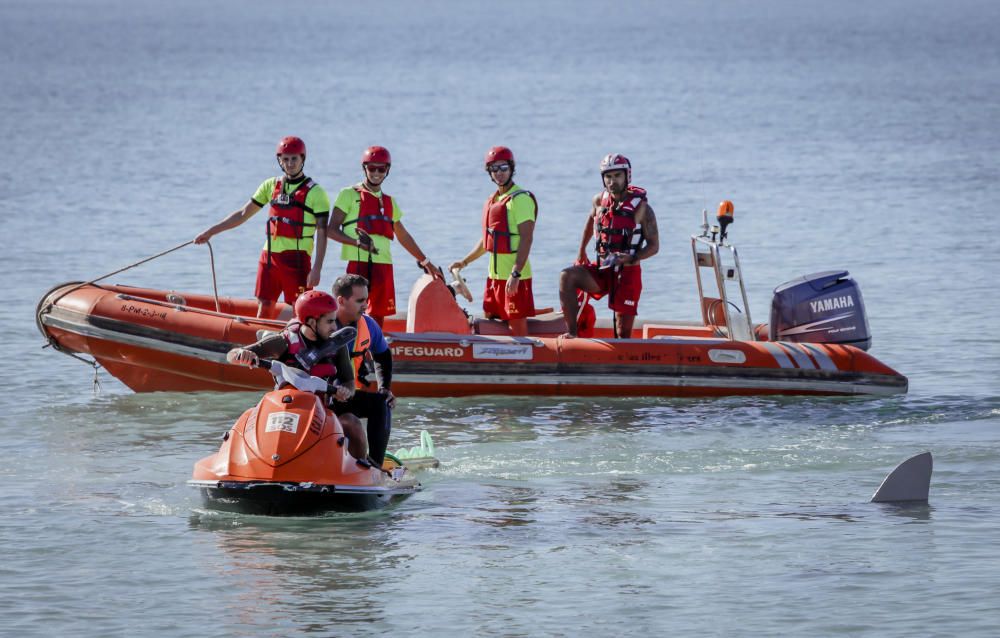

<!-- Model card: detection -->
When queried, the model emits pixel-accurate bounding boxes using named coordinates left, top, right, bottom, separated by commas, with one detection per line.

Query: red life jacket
left=282, top=321, right=338, bottom=379
left=353, top=185, right=395, bottom=240
left=595, top=185, right=646, bottom=257
left=268, top=177, right=317, bottom=239
left=482, top=188, right=537, bottom=254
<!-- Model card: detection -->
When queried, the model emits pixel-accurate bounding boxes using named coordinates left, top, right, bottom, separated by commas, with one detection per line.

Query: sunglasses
left=365, top=164, right=388, bottom=174
left=487, top=164, right=511, bottom=174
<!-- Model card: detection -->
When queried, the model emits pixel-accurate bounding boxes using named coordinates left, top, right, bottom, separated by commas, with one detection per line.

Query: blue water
left=2, top=0, right=1000, bottom=635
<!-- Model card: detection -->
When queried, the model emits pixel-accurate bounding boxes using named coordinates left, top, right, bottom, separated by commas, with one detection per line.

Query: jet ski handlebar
left=249, top=326, right=357, bottom=394
left=258, top=359, right=341, bottom=395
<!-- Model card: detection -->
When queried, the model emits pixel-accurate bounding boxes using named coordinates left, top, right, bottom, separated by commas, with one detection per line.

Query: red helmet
left=361, top=145, right=392, bottom=166
left=294, top=290, right=337, bottom=323
left=600, top=153, right=631, bottom=183
left=276, top=136, right=307, bottom=158
left=484, top=146, right=515, bottom=169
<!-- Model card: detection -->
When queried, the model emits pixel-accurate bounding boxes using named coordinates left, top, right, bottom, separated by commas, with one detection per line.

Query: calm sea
left=2, top=0, right=999, bottom=635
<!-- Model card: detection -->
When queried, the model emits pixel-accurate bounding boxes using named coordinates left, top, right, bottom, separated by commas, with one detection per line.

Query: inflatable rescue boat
left=37, top=210, right=908, bottom=398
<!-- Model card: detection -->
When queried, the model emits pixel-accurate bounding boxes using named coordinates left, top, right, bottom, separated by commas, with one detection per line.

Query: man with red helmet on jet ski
left=226, top=290, right=369, bottom=461
left=449, top=146, right=538, bottom=336
left=329, top=273, right=397, bottom=466
left=327, top=146, right=441, bottom=327
left=194, top=136, right=330, bottom=319
left=559, top=153, right=660, bottom=338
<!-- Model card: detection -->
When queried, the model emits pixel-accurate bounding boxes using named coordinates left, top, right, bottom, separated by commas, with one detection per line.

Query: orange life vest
left=345, top=316, right=376, bottom=391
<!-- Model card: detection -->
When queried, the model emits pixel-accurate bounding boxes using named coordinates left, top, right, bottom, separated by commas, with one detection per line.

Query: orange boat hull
left=37, top=282, right=907, bottom=397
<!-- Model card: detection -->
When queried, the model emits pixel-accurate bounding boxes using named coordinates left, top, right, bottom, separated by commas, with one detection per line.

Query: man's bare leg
left=508, top=317, right=528, bottom=336
left=338, top=412, right=369, bottom=461
left=559, top=266, right=600, bottom=337
left=257, top=300, right=279, bottom=319
left=614, top=313, right=636, bottom=339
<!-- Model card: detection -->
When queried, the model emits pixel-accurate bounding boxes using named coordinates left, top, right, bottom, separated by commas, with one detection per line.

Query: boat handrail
left=385, top=332, right=545, bottom=347
left=690, top=232, right=755, bottom=342
left=113, top=292, right=285, bottom=327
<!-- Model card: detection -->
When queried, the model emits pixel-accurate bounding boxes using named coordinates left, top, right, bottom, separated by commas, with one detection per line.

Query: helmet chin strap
left=362, top=165, right=389, bottom=191
left=497, top=167, right=515, bottom=188
left=302, top=317, right=319, bottom=339
left=279, top=157, right=305, bottom=180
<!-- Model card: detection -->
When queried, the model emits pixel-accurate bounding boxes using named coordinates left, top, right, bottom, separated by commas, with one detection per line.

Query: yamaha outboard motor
left=769, top=270, right=872, bottom=350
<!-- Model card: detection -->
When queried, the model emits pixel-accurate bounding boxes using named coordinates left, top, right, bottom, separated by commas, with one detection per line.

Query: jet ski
left=189, top=339, right=421, bottom=515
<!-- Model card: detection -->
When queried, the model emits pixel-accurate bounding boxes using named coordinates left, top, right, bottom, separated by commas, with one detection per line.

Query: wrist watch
left=511, top=269, right=521, bottom=279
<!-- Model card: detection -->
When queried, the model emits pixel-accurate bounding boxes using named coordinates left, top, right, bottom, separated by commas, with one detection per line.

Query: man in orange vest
left=559, top=153, right=660, bottom=338
left=330, top=273, right=396, bottom=466
left=449, top=146, right=537, bottom=336
left=327, top=146, right=440, bottom=327
left=194, top=136, right=329, bottom=318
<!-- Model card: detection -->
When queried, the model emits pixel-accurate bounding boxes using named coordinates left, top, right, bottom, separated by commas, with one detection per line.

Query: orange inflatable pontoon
left=37, top=212, right=908, bottom=398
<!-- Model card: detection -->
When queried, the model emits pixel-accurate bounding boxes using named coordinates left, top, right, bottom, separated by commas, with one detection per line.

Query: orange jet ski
left=189, top=346, right=420, bottom=515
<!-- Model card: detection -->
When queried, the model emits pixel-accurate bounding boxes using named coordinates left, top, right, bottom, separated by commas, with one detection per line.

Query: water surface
left=2, top=0, right=999, bottom=635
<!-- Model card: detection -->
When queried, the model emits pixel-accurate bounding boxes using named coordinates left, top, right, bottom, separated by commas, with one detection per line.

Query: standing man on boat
left=225, top=290, right=369, bottom=461
left=449, top=146, right=538, bottom=336
left=330, top=273, right=396, bottom=467
left=326, top=146, right=441, bottom=327
left=559, top=153, right=659, bottom=339
left=194, top=136, right=330, bottom=319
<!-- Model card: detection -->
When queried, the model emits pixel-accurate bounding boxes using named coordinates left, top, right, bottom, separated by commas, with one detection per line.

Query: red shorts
left=483, top=277, right=535, bottom=320
left=584, top=263, right=642, bottom=315
left=255, top=251, right=311, bottom=304
left=347, top=261, right=396, bottom=318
